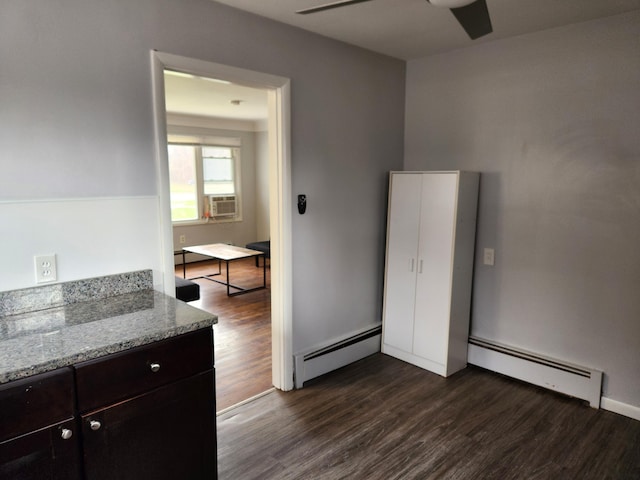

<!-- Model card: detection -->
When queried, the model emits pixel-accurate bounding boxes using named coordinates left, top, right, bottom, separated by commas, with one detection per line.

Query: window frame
left=167, top=134, right=242, bottom=225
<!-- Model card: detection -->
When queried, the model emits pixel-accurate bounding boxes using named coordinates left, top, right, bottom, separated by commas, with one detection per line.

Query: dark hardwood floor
left=176, top=258, right=272, bottom=412
left=217, top=353, right=640, bottom=480
left=178, top=259, right=640, bottom=478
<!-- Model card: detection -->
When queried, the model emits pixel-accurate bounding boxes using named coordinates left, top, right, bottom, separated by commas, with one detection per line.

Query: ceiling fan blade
left=296, top=0, right=374, bottom=15
left=450, top=0, right=492, bottom=39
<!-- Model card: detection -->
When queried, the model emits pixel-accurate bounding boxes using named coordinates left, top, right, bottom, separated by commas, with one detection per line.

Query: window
left=203, top=147, right=235, bottom=195
left=168, top=144, right=198, bottom=222
left=167, top=141, right=240, bottom=223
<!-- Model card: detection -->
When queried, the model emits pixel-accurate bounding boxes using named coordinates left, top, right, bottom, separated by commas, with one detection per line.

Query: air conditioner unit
left=206, top=195, right=237, bottom=218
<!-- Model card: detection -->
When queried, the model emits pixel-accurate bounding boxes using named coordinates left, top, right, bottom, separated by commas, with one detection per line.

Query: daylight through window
left=167, top=143, right=238, bottom=222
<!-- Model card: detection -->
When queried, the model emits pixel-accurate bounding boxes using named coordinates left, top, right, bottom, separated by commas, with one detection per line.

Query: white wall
left=0, top=198, right=164, bottom=291
left=405, top=12, right=640, bottom=408
left=0, top=0, right=405, bottom=357
left=255, top=131, right=270, bottom=241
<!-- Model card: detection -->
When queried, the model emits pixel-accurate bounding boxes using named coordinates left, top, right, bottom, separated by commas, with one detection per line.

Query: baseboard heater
left=293, top=325, right=382, bottom=388
left=467, top=336, right=603, bottom=408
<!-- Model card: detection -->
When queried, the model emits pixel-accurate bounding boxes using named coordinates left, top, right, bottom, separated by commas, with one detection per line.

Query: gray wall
left=405, top=12, right=640, bottom=407
left=0, top=0, right=405, bottom=355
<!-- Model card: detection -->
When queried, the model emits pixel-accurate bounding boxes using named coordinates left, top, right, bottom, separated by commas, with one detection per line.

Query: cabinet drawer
left=0, top=368, right=74, bottom=443
left=75, top=328, right=213, bottom=412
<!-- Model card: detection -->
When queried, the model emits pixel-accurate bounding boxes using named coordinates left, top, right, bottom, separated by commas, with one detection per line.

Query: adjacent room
left=163, top=70, right=274, bottom=410
left=1, top=0, right=638, bottom=478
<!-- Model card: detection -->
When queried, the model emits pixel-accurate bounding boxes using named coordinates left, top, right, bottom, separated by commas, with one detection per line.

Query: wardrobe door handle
left=409, top=259, right=415, bottom=272
left=418, top=259, right=423, bottom=274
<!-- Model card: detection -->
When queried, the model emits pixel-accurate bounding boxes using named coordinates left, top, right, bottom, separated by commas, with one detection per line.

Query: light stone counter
left=0, top=270, right=217, bottom=384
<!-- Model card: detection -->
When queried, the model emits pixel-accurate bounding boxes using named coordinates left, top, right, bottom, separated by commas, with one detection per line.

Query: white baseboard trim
left=293, top=325, right=381, bottom=388
left=468, top=337, right=603, bottom=408
left=600, top=397, right=640, bottom=421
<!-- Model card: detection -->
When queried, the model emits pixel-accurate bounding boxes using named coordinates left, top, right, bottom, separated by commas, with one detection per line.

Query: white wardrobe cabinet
left=381, top=171, right=479, bottom=377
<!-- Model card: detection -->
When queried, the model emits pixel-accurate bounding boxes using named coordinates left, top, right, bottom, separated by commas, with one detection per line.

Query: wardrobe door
left=382, top=173, right=422, bottom=354
left=413, top=173, right=458, bottom=365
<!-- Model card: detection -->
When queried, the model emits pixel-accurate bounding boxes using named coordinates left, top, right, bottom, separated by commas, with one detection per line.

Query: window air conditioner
left=207, top=195, right=237, bottom=217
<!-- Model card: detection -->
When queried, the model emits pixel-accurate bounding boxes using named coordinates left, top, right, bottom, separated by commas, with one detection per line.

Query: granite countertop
left=0, top=271, right=217, bottom=384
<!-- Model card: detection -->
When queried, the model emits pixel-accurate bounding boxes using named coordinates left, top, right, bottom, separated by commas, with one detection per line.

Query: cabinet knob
left=89, top=420, right=102, bottom=431
left=150, top=363, right=161, bottom=373
left=61, top=428, right=73, bottom=440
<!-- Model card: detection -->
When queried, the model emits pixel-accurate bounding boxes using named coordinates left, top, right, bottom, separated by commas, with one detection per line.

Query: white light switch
left=483, top=248, right=495, bottom=266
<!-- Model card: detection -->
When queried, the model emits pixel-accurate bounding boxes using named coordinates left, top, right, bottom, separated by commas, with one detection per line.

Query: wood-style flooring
left=175, top=258, right=272, bottom=412
left=217, top=353, right=640, bottom=480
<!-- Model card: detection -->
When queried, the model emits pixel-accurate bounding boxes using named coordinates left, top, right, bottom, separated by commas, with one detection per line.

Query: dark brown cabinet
left=0, top=328, right=216, bottom=480
left=76, top=328, right=217, bottom=480
left=0, top=418, right=81, bottom=480
left=0, top=368, right=80, bottom=480
left=81, top=371, right=216, bottom=480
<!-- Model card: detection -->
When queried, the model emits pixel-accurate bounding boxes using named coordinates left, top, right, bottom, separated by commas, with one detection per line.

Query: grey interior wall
left=404, top=12, right=640, bottom=407
left=0, top=0, right=405, bottom=353
left=1, top=2, right=156, bottom=199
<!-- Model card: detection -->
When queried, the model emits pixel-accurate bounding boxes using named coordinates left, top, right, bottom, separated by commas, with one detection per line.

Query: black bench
left=175, top=276, right=200, bottom=302
left=245, top=240, right=270, bottom=267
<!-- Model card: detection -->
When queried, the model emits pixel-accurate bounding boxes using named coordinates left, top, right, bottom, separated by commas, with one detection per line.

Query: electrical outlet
left=35, top=254, right=57, bottom=283
left=179, top=235, right=186, bottom=244
left=483, top=248, right=495, bottom=266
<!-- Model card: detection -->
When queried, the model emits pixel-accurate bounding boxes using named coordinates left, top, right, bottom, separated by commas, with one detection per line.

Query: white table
left=182, top=243, right=266, bottom=297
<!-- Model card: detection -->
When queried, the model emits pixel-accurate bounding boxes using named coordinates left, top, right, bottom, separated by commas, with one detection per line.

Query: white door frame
left=150, top=51, right=294, bottom=391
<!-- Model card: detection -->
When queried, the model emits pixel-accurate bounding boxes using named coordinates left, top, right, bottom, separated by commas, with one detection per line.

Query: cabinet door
left=0, top=418, right=80, bottom=480
left=82, top=370, right=216, bottom=480
left=0, top=368, right=79, bottom=480
left=382, top=173, right=422, bottom=353
left=413, top=173, right=457, bottom=364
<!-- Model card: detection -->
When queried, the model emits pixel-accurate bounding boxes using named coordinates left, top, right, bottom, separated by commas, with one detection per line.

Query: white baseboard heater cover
left=468, top=336, right=603, bottom=408
left=294, top=325, right=382, bottom=389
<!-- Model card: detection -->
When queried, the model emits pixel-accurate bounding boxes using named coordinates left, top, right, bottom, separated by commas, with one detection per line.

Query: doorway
left=150, top=51, right=294, bottom=395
